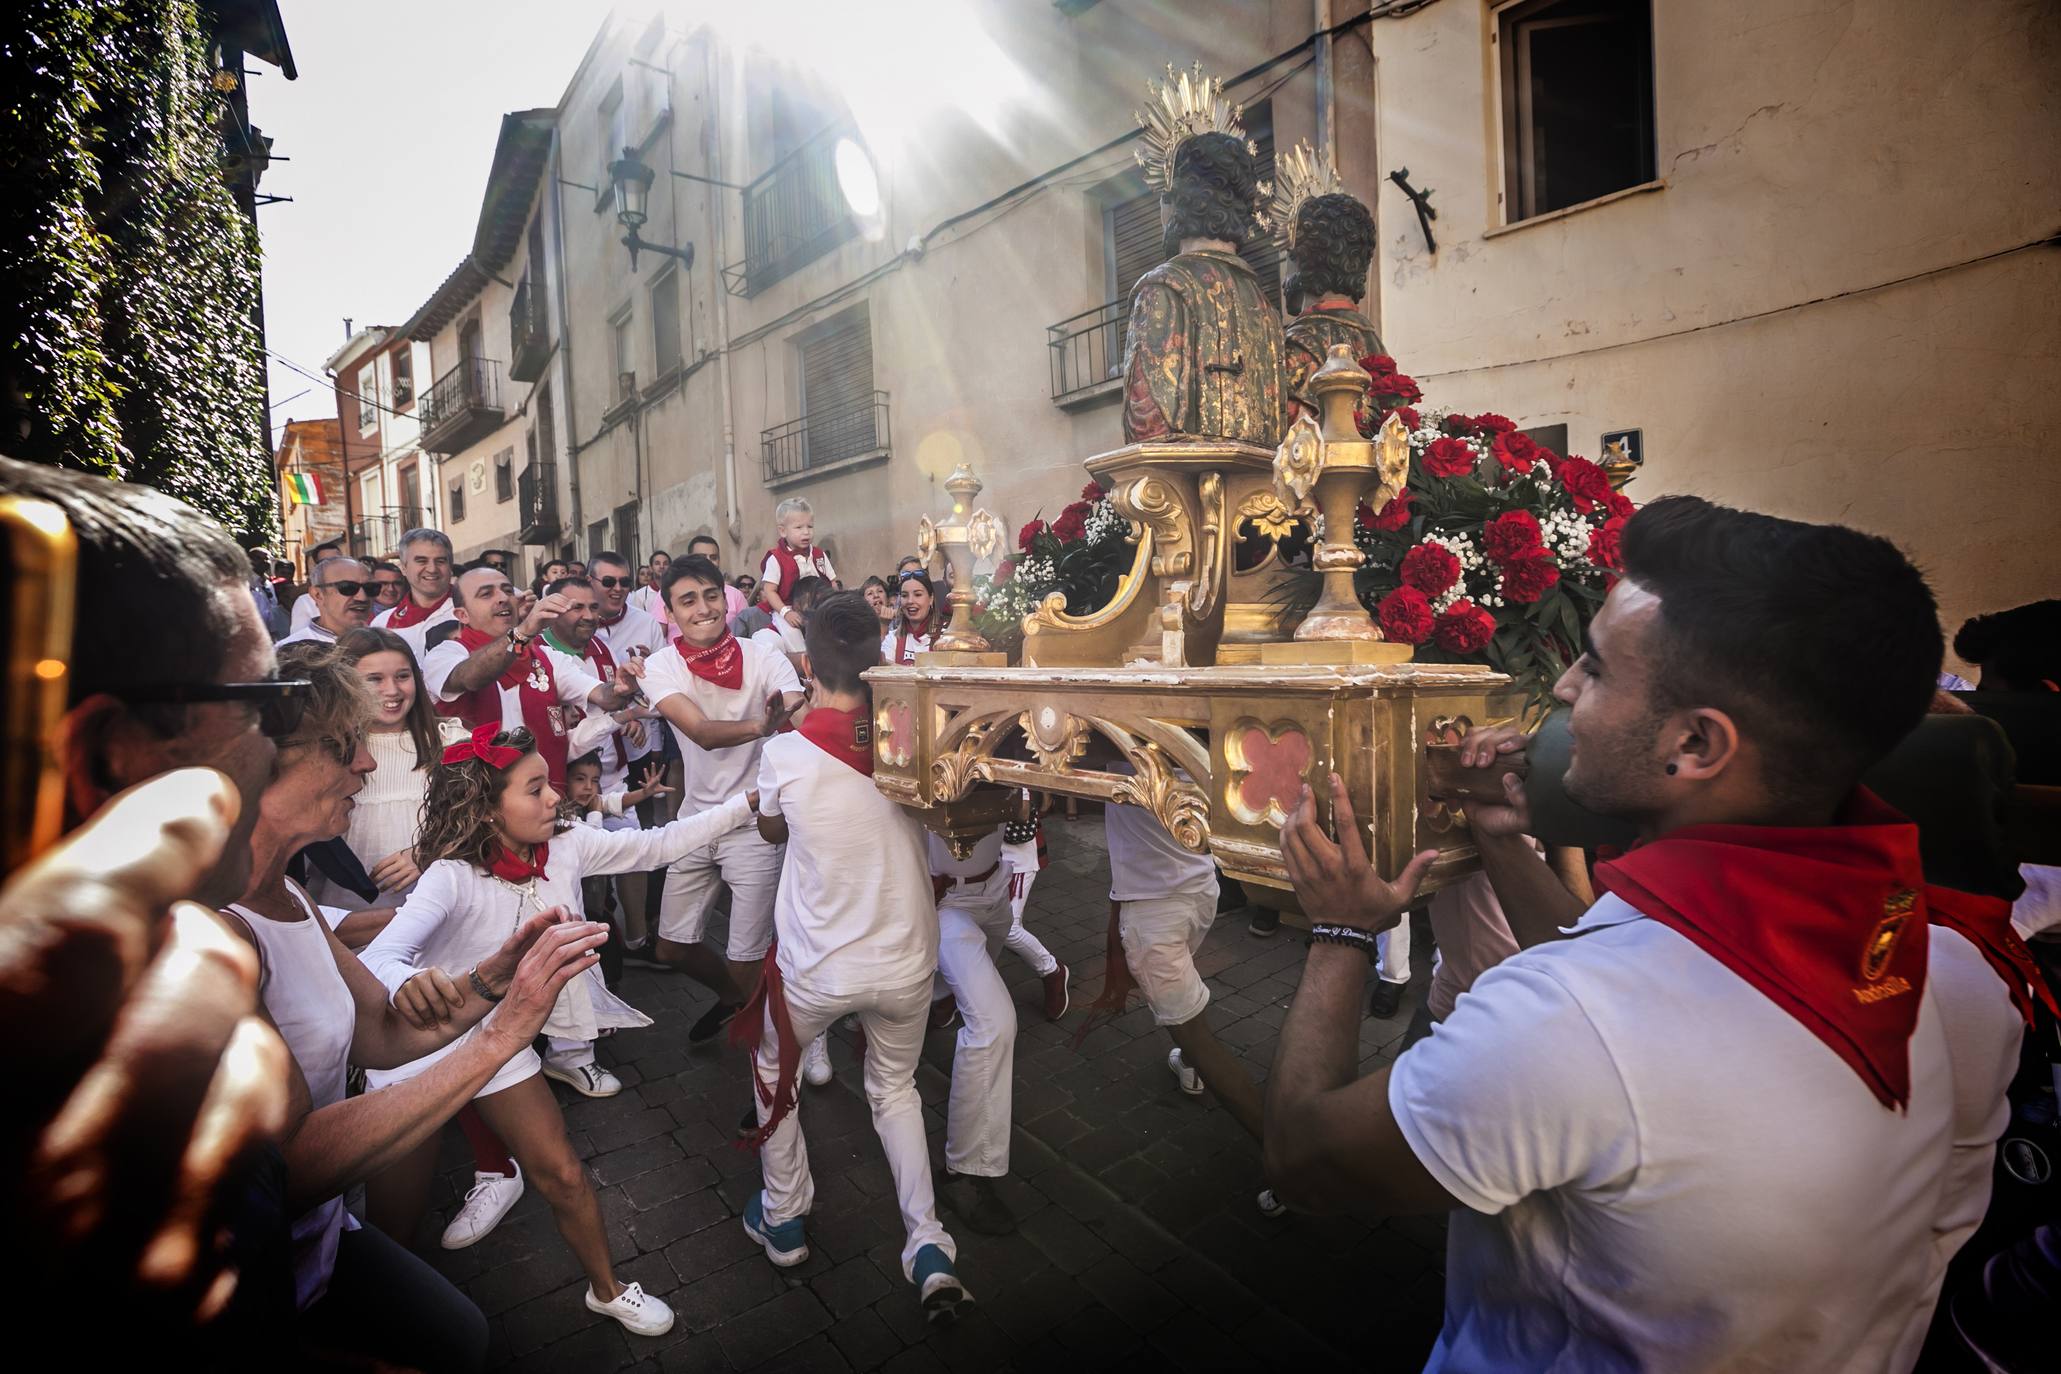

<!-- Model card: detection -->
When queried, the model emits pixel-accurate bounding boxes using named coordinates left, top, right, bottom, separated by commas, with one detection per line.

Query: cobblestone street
left=403, top=818, right=1445, bottom=1372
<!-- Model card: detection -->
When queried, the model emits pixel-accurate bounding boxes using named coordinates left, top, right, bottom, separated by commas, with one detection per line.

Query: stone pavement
left=414, top=817, right=1447, bottom=1372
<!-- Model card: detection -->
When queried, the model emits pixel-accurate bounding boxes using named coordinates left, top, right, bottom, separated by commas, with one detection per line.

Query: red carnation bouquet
left=1335, top=353, right=1635, bottom=698
left=972, top=482, right=1133, bottom=648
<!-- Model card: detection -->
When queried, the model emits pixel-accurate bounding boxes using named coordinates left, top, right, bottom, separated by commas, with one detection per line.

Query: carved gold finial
left=1269, top=141, right=1345, bottom=251
left=1134, top=63, right=1264, bottom=214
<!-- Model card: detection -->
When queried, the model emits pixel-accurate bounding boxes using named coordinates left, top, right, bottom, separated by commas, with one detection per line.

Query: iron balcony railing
left=349, top=513, right=401, bottom=559
left=508, top=276, right=549, bottom=384
left=1047, top=299, right=1128, bottom=404
left=723, top=124, right=859, bottom=298
left=418, top=357, right=504, bottom=454
left=761, top=391, right=890, bottom=483
left=518, top=459, right=559, bottom=545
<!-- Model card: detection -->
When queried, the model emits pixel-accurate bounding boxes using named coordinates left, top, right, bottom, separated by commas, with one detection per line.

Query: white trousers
left=1377, top=912, right=1411, bottom=986
left=935, top=896, right=1017, bottom=1178
left=1002, top=865, right=1058, bottom=976
left=755, top=974, right=952, bottom=1279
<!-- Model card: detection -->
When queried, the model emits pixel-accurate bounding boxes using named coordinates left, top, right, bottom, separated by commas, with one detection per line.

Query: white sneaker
left=1167, top=1048, right=1203, bottom=1096
left=585, top=1280, right=674, bottom=1337
left=440, top=1161, right=524, bottom=1249
left=542, top=1059, right=621, bottom=1098
left=803, top=1034, right=832, bottom=1087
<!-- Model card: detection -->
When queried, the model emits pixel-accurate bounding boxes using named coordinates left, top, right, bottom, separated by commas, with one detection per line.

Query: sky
left=257, top=0, right=613, bottom=444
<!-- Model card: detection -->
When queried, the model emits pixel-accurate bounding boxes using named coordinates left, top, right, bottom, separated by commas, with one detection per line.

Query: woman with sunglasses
left=884, top=570, right=945, bottom=666
left=220, top=642, right=611, bottom=1372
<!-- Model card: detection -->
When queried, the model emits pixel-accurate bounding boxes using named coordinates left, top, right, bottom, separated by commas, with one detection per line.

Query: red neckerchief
left=1596, top=787, right=2054, bottom=1111
left=387, top=592, right=449, bottom=628
left=892, top=615, right=940, bottom=665
left=597, top=608, right=626, bottom=629
left=679, top=630, right=744, bottom=691
left=450, top=626, right=570, bottom=787
left=488, top=840, right=548, bottom=884
left=797, top=704, right=873, bottom=776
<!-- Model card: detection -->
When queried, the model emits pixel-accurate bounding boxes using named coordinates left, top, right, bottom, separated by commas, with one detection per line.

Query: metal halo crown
left=1134, top=62, right=1269, bottom=226
left=1270, top=141, right=1346, bottom=251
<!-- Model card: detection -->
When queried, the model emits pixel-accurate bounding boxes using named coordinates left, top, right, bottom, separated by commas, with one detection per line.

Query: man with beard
left=371, top=527, right=456, bottom=659
left=1270, top=496, right=2048, bottom=1372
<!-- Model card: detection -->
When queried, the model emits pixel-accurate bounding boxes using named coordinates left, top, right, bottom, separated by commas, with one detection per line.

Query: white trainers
left=542, top=1059, right=622, bottom=1098
left=585, top=1280, right=674, bottom=1337
left=803, top=1034, right=833, bottom=1087
left=440, top=1161, right=524, bottom=1249
left=1167, top=1048, right=1203, bottom=1096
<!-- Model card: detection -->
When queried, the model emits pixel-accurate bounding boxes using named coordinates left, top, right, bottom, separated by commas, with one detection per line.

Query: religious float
left=865, top=65, right=1632, bottom=907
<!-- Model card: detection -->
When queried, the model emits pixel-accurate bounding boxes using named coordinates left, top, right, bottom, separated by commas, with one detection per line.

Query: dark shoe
left=937, top=1170, right=1017, bottom=1236
left=1041, top=963, right=1071, bottom=1022
left=1368, top=979, right=1406, bottom=1020
left=691, top=1000, right=742, bottom=1044
left=928, top=994, right=960, bottom=1032
left=737, top=1101, right=761, bottom=1137
left=621, top=941, right=671, bottom=972
left=1246, top=907, right=1280, bottom=938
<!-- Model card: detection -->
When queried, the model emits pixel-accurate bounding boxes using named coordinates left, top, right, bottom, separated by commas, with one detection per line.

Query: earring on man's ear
left=1665, top=762, right=1679, bottom=776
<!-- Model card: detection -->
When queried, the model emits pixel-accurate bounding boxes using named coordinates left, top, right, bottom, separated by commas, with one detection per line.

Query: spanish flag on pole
left=284, top=472, right=324, bottom=506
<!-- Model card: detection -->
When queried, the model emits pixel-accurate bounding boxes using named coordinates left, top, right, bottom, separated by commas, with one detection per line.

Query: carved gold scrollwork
left=1235, top=488, right=1299, bottom=541
left=1273, top=411, right=1325, bottom=511
left=915, top=514, right=938, bottom=566
left=1111, top=741, right=1210, bottom=853
left=1113, top=476, right=1191, bottom=578
left=930, top=715, right=1000, bottom=802
left=1021, top=704, right=1088, bottom=773
left=1184, top=472, right=1225, bottom=621
left=1021, top=527, right=1154, bottom=639
left=966, top=509, right=1004, bottom=563
left=1374, top=411, right=1411, bottom=510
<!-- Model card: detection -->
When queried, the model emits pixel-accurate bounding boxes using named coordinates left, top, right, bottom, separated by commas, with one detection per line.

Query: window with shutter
left=1107, top=191, right=1166, bottom=306
left=799, top=305, right=877, bottom=466
left=611, top=501, right=640, bottom=572
left=1236, top=102, right=1282, bottom=309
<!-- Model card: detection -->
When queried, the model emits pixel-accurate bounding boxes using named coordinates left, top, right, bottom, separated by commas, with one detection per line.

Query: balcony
left=1047, top=299, right=1127, bottom=408
left=722, top=125, right=858, bottom=298
left=518, top=459, right=559, bottom=546
left=419, top=357, right=505, bottom=455
left=508, top=276, right=549, bottom=384
left=349, top=513, right=401, bottom=559
left=761, top=390, right=891, bottom=487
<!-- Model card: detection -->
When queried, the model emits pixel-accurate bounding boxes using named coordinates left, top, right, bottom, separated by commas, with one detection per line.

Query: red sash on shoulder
left=450, top=626, right=571, bottom=787
left=797, top=705, right=873, bottom=776
left=1596, top=787, right=2054, bottom=1111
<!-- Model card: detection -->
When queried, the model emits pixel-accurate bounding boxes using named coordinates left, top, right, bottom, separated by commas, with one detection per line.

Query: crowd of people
left=3, top=455, right=2056, bottom=1373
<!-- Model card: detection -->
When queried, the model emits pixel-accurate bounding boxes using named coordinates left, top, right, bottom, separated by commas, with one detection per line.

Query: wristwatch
left=506, top=627, right=531, bottom=653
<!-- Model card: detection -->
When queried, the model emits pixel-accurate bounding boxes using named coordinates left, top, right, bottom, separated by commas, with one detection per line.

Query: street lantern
left=606, top=146, right=691, bottom=273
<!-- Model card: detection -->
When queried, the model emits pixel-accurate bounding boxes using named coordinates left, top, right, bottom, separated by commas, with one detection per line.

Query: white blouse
left=360, top=794, right=755, bottom=1039
left=313, top=728, right=439, bottom=912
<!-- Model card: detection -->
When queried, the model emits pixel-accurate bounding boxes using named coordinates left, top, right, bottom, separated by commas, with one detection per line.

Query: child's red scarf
left=447, top=626, right=571, bottom=787
left=1596, top=787, right=2053, bottom=1111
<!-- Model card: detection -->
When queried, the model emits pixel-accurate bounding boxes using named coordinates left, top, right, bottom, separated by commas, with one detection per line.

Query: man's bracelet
left=468, top=966, right=504, bottom=1003
left=1306, top=923, right=1381, bottom=959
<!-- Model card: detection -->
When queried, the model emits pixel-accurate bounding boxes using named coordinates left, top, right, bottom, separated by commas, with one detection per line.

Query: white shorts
left=363, top=1022, right=540, bottom=1099
left=1117, top=888, right=1216, bottom=1026
left=658, top=826, right=781, bottom=961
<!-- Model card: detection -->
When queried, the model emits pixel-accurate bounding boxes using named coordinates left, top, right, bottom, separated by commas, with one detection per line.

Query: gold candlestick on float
left=1260, top=343, right=1414, bottom=664
left=918, top=462, right=1008, bottom=665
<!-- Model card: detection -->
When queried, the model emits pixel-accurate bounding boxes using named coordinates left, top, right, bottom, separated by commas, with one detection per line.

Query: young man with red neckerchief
left=640, top=555, right=806, bottom=1048
left=1271, top=496, right=2052, bottom=1373
left=421, top=563, right=644, bottom=796
left=734, top=590, right=967, bottom=1322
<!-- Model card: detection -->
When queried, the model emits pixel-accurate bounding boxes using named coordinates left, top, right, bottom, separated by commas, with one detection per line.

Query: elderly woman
left=221, top=642, right=610, bottom=1371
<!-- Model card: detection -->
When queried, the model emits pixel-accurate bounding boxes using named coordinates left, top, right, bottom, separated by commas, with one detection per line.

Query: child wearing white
left=740, top=591, right=967, bottom=1321
left=999, top=810, right=1070, bottom=1020
left=758, top=498, right=838, bottom=623
left=927, top=829, right=1021, bottom=1234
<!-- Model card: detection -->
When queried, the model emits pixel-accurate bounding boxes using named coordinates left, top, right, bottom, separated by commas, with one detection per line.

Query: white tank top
left=226, top=884, right=357, bottom=1310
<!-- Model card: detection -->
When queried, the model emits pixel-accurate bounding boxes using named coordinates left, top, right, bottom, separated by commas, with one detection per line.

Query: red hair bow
left=442, top=722, right=522, bottom=769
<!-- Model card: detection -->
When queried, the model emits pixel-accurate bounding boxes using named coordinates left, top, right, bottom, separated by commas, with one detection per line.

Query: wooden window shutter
left=799, top=306, right=876, bottom=464
left=1108, top=192, right=1166, bottom=305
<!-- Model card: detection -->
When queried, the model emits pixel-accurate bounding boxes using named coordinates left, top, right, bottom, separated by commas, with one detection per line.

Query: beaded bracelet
left=469, top=967, right=504, bottom=1003
left=1306, top=923, right=1380, bottom=959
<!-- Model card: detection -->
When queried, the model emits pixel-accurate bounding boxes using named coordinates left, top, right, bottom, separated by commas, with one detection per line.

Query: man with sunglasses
left=588, top=550, right=670, bottom=662
left=280, top=557, right=377, bottom=646
left=287, top=537, right=345, bottom=633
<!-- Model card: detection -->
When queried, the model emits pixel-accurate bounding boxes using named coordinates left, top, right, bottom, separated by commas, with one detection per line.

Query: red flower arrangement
left=1399, top=542, right=1461, bottom=596
left=1434, top=599, right=1497, bottom=653
left=1376, top=586, right=1435, bottom=645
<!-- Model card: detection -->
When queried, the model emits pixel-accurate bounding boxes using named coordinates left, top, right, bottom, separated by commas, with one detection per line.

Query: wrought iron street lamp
left=607, top=147, right=694, bottom=273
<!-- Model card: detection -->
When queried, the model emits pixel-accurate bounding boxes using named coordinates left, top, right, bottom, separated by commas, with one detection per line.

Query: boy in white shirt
left=640, top=555, right=806, bottom=1044
left=748, top=574, right=824, bottom=675
left=741, top=591, right=967, bottom=1320
left=758, top=498, right=837, bottom=626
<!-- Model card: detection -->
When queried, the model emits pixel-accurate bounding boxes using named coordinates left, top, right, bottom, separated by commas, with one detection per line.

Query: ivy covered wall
left=1, top=1, right=275, bottom=541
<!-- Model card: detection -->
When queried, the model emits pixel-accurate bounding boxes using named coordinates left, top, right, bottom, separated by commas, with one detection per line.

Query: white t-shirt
left=422, top=636, right=601, bottom=731
left=762, top=547, right=837, bottom=595
left=289, top=591, right=319, bottom=632
left=751, top=618, right=806, bottom=659
left=640, top=636, right=802, bottom=811
left=2012, top=863, right=2060, bottom=942
left=1105, top=802, right=1217, bottom=901
left=1388, top=892, right=2022, bottom=1374
left=929, top=829, right=1010, bottom=909
left=277, top=620, right=341, bottom=648
left=372, top=598, right=459, bottom=662
left=882, top=628, right=931, bottom=666
left=757, top=733, right=936, bottom=994
left=596, top=604, right=670, bottom=662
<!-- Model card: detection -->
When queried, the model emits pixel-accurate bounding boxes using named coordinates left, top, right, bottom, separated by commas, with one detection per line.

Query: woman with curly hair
left=357, top=726, right=760, bottom=1339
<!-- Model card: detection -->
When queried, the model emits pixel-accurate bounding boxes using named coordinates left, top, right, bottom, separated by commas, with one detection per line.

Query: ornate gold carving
left=1222, top=719, right=1313, bottom=827
left=1113, top=475, right=1190, bottom=578
left=1110, top=742, right=1210, bottom=853
left=1272, top=412, right=1324, bottom=511
left=1022, top=704, right=1088, bottom=773
left=1182, top=472, right=1225, bottom=622
left=966, top=508, right=1004, bottom=563
left=1134, top=63, right=1262, bottom=203
left=1374, top=410, right=1411, bottom=510
left=876, top=699, right=916, bottom=769
left=1235, top=488, right=1300, bottom=542
left=914, top=515, right=937, bottom=567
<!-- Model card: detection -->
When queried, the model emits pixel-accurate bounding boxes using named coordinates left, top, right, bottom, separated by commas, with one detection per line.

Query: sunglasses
left=896, top=571, right=931, bottom=586
left=319, top=580, right=373, bottom=599
left=594, top=575, right=631, bottom=589
left=125, top=678, right=313, bottom=738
